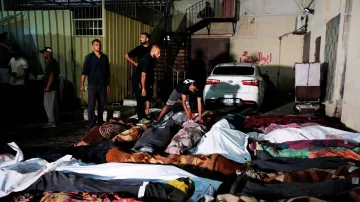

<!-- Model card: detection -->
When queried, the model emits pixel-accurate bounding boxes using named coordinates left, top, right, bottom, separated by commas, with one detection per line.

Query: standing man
left=40, top=47, right=60, bottom=128
left=156, top=79, right=203, bottom=123
left=125, top=32, right=152, bottom=117
left=136, top=45, right=161, bottom=124
left=9, top=44, right=29, bottom=85
left=81, top=39, right=110, bottom=129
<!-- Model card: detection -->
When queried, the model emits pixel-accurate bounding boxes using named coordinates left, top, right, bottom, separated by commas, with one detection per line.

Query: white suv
left=203, top=63, right=266, bottom=108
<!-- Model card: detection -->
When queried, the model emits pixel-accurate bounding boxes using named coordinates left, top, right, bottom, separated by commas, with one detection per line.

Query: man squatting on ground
left=157, top=79, right=203, bottom=123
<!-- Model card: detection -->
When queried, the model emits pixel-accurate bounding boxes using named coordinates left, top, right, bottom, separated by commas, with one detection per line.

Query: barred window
left=74, top=19, right=103, bottom=36
left=73, top=6, right=103, bottom=36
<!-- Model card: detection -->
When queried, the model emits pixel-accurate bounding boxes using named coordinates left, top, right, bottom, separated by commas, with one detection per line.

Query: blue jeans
left=88, top=85, right=106, bottom=128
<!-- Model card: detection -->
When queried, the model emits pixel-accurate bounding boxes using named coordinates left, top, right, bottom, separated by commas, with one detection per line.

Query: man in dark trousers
left=81, top=39, right=110, bottom=128
left=136, top=45, right=160, bottom=124
left=125, top=32, right=152, bottom=116
left=40, top=47, right=60, bottom=128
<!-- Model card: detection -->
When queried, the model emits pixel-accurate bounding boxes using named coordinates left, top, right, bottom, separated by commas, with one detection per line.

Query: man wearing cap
left=81, top=39, right=110, bottom=129
left=40, top=47, right=60, bottom=128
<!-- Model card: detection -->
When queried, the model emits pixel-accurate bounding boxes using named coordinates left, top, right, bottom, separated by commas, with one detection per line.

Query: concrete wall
left=182, top=0, right=308, bottom=91
left=306, top=0, right=351, bottom=117
left=230, top=14, right=304, bottom=91
left=341, top=0, right=360, bottom=131
left=307, top=0, right=346, bottom=63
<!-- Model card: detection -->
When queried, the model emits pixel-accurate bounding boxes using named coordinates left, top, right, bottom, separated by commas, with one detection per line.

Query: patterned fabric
left=9, top=192, right=141, bottom=202
left=257, top=139, right=359, bottom=150
left=9, top=192, right=44, bottom=202
left=106, top=147, right=246, bottom=180
left=75, top=120, right=131, bottom=146
left=309, top=149, right=360, bottom=160
left=165, top=121, right=206, bottom=155
left=216, top=195, right=326, bottom=202
left=258, top=144, right=360, bottom=161
left=112, top=126, right=145, bottom=143
left=99, top=120, right=128, bottom=139
left=256, top=123, right=318, bottom=134
left=244, top=115, right=341, bottom=130
left=239, top=164, right=360, bottom=183
left=40, top=192, right=140, bottom=202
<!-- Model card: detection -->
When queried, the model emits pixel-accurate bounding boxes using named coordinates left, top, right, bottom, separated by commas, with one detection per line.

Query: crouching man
left=157, top=79, right=203, bottom=123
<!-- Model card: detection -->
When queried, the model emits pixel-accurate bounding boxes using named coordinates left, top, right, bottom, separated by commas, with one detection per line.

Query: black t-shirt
left=128, top=45, right=152, bottom=59
left=176, top=79, right=201, bottom=97
left=128, top=45, right=152, bottom=80
left=43, top=59, right=60, bottom=91
left=137, top=53, right=155, bottom=87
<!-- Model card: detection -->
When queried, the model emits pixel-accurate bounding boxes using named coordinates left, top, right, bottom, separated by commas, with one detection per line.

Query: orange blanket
left=106, top=147, right=245, bottom=180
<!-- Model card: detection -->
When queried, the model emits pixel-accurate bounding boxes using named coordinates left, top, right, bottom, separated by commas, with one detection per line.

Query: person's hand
left=107, top=85, right=110, bottom=94
left=80, top=85, right=85, bottom=93
left=134, top=63, right=138, bottom=67
left=44, top=87, right=50, bottom=92
left=198, top=117, right=204, bottom=123
left=141, top=88, right=146, bottom=97
left=186, top=112, right=191, bottom=120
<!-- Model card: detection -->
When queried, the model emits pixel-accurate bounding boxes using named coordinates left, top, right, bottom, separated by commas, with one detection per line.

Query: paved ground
left=1, top=91, right=298, bottom=157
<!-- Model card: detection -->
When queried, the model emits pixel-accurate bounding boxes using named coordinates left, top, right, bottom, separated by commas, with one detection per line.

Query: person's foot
left=139, top=118, right=150, bottom=124
left=43, top=123, right=56, bottom=128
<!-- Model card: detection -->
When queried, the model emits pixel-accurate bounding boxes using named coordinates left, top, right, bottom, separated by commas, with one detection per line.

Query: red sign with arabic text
left=239, top=51, right=272, bottom=65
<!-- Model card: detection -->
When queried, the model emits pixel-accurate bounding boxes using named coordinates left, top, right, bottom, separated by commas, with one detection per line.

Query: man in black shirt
left=125, top=33, right=151, bottom=97
left=156, top=79, right=203, bottom=123
left=81, top=39, right=110, bottom=128
left=40, top=47, right=60, bottom=128
left=136, top=45, right=160, bottom=124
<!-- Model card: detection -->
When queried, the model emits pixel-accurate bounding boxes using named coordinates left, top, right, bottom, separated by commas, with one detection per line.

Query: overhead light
left=304, top=7, right=314, bottom=14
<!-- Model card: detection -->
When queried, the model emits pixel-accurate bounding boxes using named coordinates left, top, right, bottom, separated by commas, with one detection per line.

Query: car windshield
left=212, top=66, right=255, bottom=76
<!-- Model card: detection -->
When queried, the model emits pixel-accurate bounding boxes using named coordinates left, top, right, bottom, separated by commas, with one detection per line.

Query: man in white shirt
left=9, top=44, right=28, bottom=85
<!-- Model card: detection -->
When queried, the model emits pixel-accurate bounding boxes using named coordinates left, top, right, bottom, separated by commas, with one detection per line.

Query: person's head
left=39, top=47, right=53, bottom=59
left=189, top=82, right=198, bottom=93
left=9, top=44, right=20, bottom=58
left=206, top=1, right=211, bottom=7
left=92, top=39, right=102, bottom=53
left=140, top=32, right=150, bottom=45
left=150, top=45, right=161, bottom=60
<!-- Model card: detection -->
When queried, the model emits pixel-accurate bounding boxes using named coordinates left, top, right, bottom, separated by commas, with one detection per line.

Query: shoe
left=139, top=118, right=150, bottom=124
left=43, top=123, right=56, bottom=128
left=139, top=146, right=154, bottom=153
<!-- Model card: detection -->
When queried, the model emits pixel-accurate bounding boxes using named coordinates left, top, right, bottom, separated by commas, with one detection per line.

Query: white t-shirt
left=9, top=57, right=29, bottom=85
